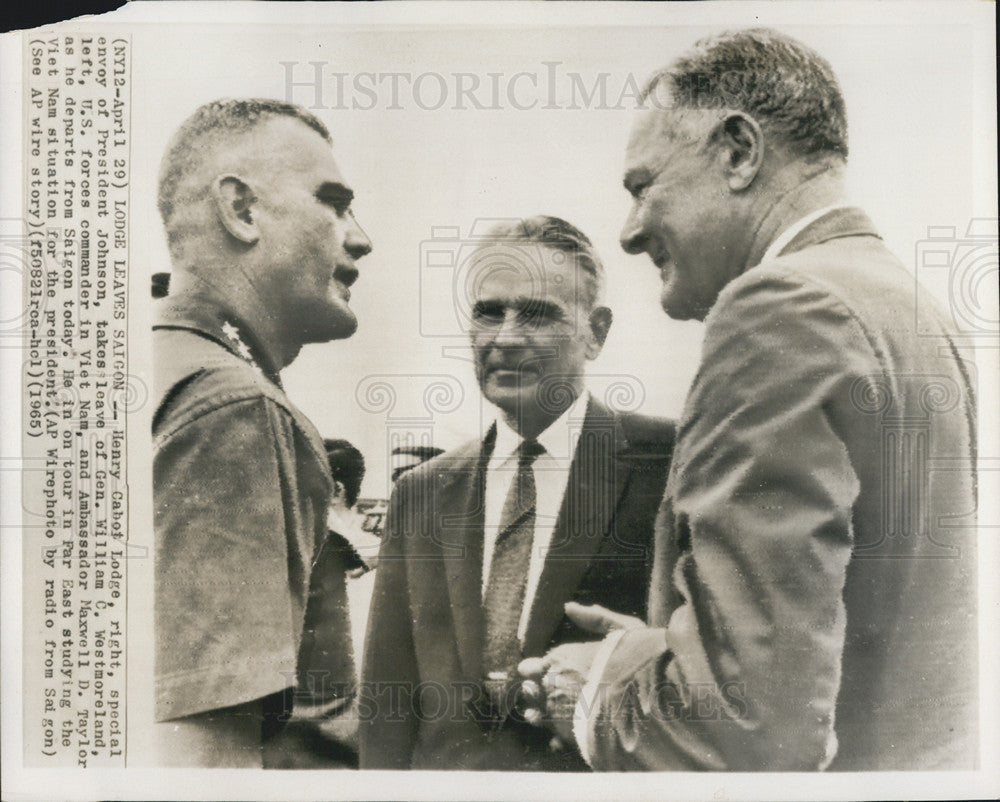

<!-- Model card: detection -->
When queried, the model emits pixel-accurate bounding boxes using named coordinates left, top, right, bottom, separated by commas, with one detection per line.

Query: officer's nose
left=344, top=212, right=373, bottom=260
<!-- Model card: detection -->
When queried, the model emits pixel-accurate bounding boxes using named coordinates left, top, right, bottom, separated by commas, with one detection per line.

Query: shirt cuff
left=572, top=627, right=628, bottom=767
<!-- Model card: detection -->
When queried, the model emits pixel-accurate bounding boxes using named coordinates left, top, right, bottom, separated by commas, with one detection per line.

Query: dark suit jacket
left=359, top=398, right=675, bottom=770
left=585, top=208, right=978, bottom=771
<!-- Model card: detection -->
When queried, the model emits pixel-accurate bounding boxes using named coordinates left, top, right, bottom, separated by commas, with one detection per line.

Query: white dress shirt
left=482, top=390, right=591, bottom=643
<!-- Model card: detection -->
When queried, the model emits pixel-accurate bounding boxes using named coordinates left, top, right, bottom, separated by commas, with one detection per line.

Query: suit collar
left=748, top=205, right=880, bottom=268
left=438, top=397, right=633, bottom=675
left=777, top=206, right=881, bottom=257
left=758, top=203, right=853, bottom=265
left=521, top=397, right=632, bottom=656
left=437, top=429, right=492, bottom=680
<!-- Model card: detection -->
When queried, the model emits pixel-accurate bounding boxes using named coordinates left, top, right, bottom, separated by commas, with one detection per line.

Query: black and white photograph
left=1, top=2, right=997, bottom=800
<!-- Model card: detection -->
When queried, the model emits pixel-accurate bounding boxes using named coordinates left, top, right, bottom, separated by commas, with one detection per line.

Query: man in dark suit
left=519, top=29, right=978, bottom=771
left=359, top=216, right=675, bottom=770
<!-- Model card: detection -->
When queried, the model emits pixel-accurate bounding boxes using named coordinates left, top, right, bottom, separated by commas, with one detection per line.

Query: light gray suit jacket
left=585, top=208, right=977, bottom=771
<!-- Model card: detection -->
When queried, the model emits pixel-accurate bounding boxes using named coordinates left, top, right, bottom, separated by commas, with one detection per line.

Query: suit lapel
left=522, top=400, right=631, bottom=656
left=439, top=426, right=494, bottom=680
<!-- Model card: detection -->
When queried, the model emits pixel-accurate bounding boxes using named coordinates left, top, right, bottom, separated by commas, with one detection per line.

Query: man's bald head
left=157, top=98, right=332, bottom=255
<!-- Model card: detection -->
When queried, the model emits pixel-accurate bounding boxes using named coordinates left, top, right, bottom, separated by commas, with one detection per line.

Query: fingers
left=517, top=656, right=548, bottom=680
left=516, top=674, right=545, bottom=729
left=518, top=677, right=545, bottom=727
left=517, top=667, right=577, bottom=736
left=563, top=601, right=643, bottom=635
left=519, top=679, right=543, bottom=707
left=517, top=658, right=548, bottom=728
left=541, top=667, right=578, bottom=695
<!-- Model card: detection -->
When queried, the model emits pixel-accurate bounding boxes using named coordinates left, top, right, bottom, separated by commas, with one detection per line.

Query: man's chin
left=482, top=381, right=537, bottom=416
left=660, top=285, right=699, bottom=322
left=303, top=308, right=358, bottom=343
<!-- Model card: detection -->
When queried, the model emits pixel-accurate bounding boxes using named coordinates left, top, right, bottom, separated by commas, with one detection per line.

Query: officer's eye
left=316, top=184, right=354, bottom=216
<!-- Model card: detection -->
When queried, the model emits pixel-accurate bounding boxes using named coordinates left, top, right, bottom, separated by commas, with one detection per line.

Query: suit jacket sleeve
left=587, top=268, right=871, bottom=770
left=358, top=474, right=421, bottom=769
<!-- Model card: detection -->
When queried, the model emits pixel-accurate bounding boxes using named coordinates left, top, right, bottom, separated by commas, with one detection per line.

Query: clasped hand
left=516, top=602, right=642, bottom=746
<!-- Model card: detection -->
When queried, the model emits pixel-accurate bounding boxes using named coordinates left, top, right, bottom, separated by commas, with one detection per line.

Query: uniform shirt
left=153, top=291, right=350, bottom=722
left=483, top=391, right=590, bottom=642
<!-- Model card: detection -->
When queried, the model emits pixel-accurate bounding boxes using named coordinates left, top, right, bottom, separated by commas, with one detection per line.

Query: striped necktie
left=482, top=438, right=545, bottom=679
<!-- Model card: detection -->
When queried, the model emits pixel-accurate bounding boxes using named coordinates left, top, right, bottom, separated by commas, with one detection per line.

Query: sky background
left=128, top=18, right=992, bottom=500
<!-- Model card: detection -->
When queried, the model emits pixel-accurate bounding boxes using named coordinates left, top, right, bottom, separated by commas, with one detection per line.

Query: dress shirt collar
left=758, top=204, right=852, bottom=266
left=491, top=390, right=591, bottom=464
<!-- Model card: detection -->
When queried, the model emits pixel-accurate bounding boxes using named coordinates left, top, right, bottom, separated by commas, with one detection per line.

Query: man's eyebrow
left=519, top=298, right=564, bottom=317
left=316, top=181, right=354, bottom=204
left=623, top=168, right=650, bottom=194
left=473, top=298, right=565, bottom=317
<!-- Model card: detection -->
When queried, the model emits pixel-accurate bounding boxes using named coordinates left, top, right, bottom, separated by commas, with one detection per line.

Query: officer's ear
left=585, top=305, right=612, bottom=359
left=211, top=175, right=260, bottom=245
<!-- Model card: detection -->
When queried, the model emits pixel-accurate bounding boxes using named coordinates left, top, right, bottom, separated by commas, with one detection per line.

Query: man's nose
left=493, top=310, right=528, bottom=345
left=619, top=206, right=647, bottom=255
left=344, top=212, right=373, bottom=260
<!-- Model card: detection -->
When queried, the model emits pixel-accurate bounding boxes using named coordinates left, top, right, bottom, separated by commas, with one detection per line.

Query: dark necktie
left=482, top=439, right=545, bottom=681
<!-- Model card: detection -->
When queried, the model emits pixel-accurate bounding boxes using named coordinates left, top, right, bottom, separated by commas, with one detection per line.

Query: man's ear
left=714, top=112, right=764, bottom=191
left=585, top=305, right=612, bottom=359
left=211, top=175, right=260, bottom=245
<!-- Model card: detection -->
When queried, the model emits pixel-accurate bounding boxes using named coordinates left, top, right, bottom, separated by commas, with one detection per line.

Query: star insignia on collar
left=221, top=321, right=258, bottom=368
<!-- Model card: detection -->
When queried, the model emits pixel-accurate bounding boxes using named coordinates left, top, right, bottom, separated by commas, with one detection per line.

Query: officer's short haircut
left=157, top=98, right=332, bottom=241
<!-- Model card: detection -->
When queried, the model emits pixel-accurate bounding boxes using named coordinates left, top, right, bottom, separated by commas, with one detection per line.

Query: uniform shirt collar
left=154, top=288, right=284, bottom=388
